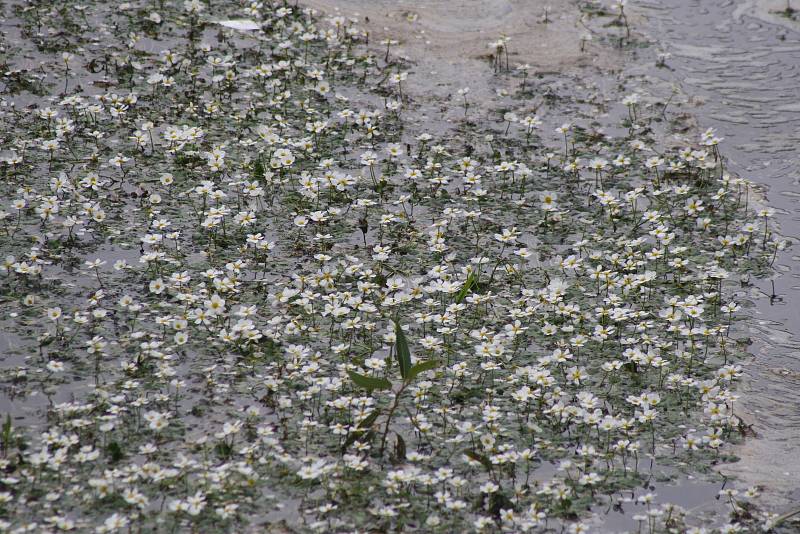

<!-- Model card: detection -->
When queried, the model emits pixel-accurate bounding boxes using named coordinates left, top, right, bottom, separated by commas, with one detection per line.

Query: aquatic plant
left=0, top=1, right=790, bottom=533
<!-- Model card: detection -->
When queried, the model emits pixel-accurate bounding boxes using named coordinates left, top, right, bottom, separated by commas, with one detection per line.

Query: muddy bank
left=302, top=0, right=625, bottom=107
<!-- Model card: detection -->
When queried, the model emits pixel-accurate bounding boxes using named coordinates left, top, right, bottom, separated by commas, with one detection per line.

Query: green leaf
left=357, top=409, right=382, bottom=429
left=342, top=430, right=363, bottom=451
left=343, top=413, right=380, bottom=452
left=454, top=272, right=478, bottom=303
left=348, top=370, right=392, bottom=391
left=488, top=491, right=515, bottom=517
left=215, top=441, right=233, bottom=459
left=106, top=441, right=124, bottom=463
left=464, top=449, right=492, bottom=471
left=253, top=159, right=265, bottom=181
left=2, top=415, right=11, bottom=450
left=395, top=432, right=406, bottom=461
left=394, top=320, right=412, bottom=380
left=407, top=359, right=439, bottom=382
left=342, top=429, right=374, bottom=452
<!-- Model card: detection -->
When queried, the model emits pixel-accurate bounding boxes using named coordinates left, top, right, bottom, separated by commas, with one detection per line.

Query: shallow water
left=633, top=0, right=800, bottom=505
left=305, top=0, right=800, bottom=523
left=0, top=0, right=796, bottom=531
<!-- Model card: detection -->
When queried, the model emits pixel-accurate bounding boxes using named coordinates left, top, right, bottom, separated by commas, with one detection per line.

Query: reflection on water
left=1, top=0, right=797, bottom=528
left=306, top=0, right=800, bottom=521
left=636, top=0, right=800, bottom=504
left=601, top=480, right=725, bottom=533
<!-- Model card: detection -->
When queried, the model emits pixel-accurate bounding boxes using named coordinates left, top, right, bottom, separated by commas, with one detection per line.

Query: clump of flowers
left=0, top=1, right=789, bottom=533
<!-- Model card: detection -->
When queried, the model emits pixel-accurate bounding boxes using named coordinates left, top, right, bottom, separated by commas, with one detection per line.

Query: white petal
left=215, top=19, right=261, bottom=31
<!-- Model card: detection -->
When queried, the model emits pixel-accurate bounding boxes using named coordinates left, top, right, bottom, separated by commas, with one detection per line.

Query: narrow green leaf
left=2, top=415, right=11, bottom=449
left=342, top=429, right=374, bottom=451
left=348, top=370, right=392, bottom=391
left=395, top=432, right=407, bottom=461
left=394, top=320, right=412, bottom=380
left=455, top=272, right=478, bottom=303
left=340, top=409, right=380, bottom=452
left=106, top=441, right=124, bottom=463
left=407, top=359, right=439, bottom=382
left=357, top=409, right=382, bottom=429
left=464, top=449, right=492, bottom=471
left=253, top=159, right=265, bottom=181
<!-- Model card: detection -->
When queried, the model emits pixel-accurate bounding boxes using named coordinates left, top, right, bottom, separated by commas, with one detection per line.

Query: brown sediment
left=303, top=0, right=623, bottom=108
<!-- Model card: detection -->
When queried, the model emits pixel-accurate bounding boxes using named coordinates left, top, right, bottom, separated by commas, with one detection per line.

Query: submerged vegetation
left=0, top=0, right=793, bottom=532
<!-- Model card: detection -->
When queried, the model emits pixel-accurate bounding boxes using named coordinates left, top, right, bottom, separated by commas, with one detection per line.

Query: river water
left=302, top=0, right=800, bottom=525
left=0, top=0, right=795, bottom=529
left=636, top=0, right=800, bottom=507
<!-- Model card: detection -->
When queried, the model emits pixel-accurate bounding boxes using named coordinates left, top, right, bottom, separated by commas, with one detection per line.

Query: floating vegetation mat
left=0, top=0, right=790, bottom=532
